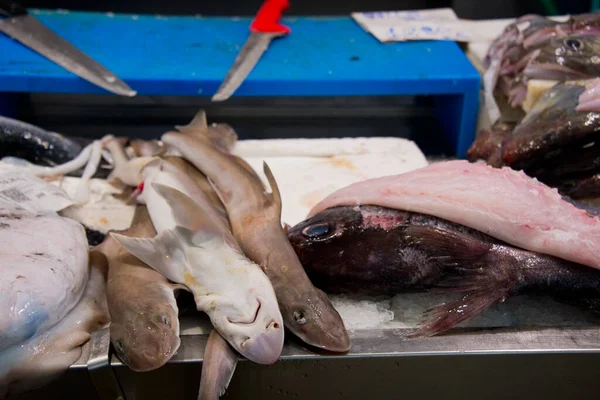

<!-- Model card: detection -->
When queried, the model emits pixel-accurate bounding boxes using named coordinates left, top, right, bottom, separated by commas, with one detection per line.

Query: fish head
left=287, top=206, right=363, bottom=256
left=279, top=285, right=351, bottom=353
left=109, top=285, right=180, bottom=372
left=191, top=245, right=284, bottom=365
left=532, top=36, right=600, bottom=79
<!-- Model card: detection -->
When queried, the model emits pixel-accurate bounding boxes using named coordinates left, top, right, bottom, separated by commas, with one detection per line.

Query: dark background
left=10, top=0, right=595, bottom=155
left=21, top=0, right=592, bottom=19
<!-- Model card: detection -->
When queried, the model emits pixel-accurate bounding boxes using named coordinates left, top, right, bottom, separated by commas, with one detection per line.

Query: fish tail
left=400, top=225, right=514, bottom=337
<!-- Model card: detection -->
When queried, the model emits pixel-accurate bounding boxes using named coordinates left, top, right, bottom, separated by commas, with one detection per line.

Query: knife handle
left=250, top=0, right=291, bottom=35
left=0, top=0, right=27, bottom=17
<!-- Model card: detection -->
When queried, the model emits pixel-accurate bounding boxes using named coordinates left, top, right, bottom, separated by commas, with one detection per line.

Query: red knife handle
left=250, top=0, right=291, bottom=35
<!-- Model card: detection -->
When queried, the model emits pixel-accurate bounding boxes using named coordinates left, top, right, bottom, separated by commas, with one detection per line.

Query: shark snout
left=223, top=297, right=284, bottom=365
left=239, top=319, right=284, bottom=364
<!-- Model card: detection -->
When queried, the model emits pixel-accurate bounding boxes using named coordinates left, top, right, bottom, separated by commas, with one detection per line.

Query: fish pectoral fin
left=263, top=161, right=282, bottom=216
left=400, top=225, right=491, bottom=265
left=109, top=230, right=186, bottom=284
left=174, top=226, right=221, bottom=248
left=151, top=182, right=217, bottom=233
left=198, top=329, right=238, bottom=400
left=403, top=225, right=514, bottom=338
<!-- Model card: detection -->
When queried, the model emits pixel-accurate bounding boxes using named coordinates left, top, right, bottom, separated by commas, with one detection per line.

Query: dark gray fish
left=288, top=205, right=600, bottom=337
left=501, top=81, right=600, bottom=168
left=0, top=116, right=81, bottom=166
left=524, top=134, right=600, bottom=182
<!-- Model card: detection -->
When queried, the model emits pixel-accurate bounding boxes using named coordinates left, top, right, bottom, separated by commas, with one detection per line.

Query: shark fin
left=110, top=230, right=187, bottom=284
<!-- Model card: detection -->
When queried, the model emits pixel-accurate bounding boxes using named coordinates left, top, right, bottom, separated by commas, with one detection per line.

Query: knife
left=0, top=1, right=136, bottom=97
left=211, top=0, right=291, bottom=102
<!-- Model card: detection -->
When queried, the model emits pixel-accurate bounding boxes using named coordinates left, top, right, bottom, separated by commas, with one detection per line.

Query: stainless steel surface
left=109, top=326, right=600, bottom=400
left=0, top=14, right=136, bottom=97
left=87, top=327, right=125, bottom=400
left=212, top=32, right=280, bottom=102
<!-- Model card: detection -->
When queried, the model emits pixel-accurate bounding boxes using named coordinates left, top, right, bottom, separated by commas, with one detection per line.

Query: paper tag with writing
left=351, top=8, right=487, bottom=43
left=0, top=172, right=75, bottom=212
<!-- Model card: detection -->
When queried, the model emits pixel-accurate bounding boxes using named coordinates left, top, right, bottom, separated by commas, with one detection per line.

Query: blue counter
left=0, top=10, right=480, bottom=156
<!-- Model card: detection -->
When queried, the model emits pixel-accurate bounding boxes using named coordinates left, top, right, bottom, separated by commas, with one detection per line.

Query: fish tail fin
left=401, top=225, right=514, bottom=337
left=198, top=329, right=238, bottom=400
left=263, top=161, right=282, bottom=215
left=109, top=230, right=187, bottom=284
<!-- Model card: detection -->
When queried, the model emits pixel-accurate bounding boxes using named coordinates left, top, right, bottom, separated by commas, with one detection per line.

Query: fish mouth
left=225, top=298, right=284, bottom=365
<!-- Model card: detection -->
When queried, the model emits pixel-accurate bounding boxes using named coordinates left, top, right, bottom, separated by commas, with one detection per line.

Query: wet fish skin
left=466, top=122, right=513, bottom=167
left=0, top=204, right=89, bottom=353
left=526, top=36, right=600, bottom=81
left=161, top=132, right=351, bottom=353
left=98, top=205, right=183, bottom=372
left=112, top=158, right=285, bottom=364
left=289, top=205, right=600, bottom=336
left=523, top=134, right=600, bottom=182
left=501, top=81, right=600, bottom=168
left=0, top=116, right=81, bottom=167
left=0, top=249, right=109, bottom=398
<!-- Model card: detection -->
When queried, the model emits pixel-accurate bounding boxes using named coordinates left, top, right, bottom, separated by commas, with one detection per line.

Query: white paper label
left=0, top=172, right=75, bottom=212
left=351, top=8, right=489, bottom=43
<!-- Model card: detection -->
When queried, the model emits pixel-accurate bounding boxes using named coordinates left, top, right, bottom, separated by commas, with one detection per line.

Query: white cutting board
left=234, top=137, right=428, bottom=225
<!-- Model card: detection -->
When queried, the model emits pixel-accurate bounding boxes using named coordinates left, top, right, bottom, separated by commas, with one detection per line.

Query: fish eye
left=301, top=223, right=330, bottom=238
left=161, top=316, right=170, bottom=326
left=293, top=310, right=307, bottom=325
left=565, top=38, right=582, bottom=50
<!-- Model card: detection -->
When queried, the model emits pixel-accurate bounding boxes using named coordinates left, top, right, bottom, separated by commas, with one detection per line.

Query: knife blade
left=0, top=1, right=136, bottom=97
left=211, top=0, right=290, bottom=102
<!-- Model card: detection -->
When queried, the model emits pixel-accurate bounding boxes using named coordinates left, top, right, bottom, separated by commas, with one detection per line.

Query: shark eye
left=565, top=38, right=582, bottom=50
left=301, top=223, right=330, bottom=238
left=293, top=310, right=307, bottom=325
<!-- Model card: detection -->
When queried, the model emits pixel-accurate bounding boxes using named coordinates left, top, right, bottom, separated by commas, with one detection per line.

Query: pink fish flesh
left=308, top=160, right=600, bottom=270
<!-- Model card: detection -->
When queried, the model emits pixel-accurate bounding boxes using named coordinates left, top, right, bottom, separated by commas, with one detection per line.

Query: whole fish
left=161, top=132, right=351, bottom=353
left=288, top=205, right=600, bottom=337
left=309, top=160, right=600, bottom=270
left=0, top=203, right=89, bottom=353
left=0, top=250, right=109, bottom=398
left=0, top=116, right=81, bottom=167
left=97, top=205, right=185, bottom=372
left=111, top=158, right=284, bottom=364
